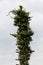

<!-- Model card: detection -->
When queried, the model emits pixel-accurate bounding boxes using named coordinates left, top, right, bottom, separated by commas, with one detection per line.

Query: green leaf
left=10, top=34, right=17, bottom=37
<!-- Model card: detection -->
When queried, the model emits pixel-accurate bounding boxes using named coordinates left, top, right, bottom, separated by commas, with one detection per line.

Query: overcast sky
left=0, top=0, right=43, bottom=65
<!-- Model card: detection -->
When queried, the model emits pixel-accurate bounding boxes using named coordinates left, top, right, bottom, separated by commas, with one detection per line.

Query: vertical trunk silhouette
left=10, top=6, right=34, bottom=65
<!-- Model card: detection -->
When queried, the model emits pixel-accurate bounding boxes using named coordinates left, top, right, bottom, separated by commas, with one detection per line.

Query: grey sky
left=0, top=0, right=43, bottom=65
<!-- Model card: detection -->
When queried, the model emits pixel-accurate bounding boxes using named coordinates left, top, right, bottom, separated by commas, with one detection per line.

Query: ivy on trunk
left=9, top=6, right=34, bottom=65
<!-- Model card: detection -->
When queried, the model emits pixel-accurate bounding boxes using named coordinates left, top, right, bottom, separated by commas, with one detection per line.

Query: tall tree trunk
left=9, top=6, right=34, bottom=65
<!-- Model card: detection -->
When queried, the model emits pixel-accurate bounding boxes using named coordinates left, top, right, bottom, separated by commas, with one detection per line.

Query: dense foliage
left=10, top=6, right=34, bottom=65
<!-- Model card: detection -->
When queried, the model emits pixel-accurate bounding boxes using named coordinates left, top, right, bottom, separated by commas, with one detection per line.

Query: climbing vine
left=9, top=6, right=34, bottom=65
